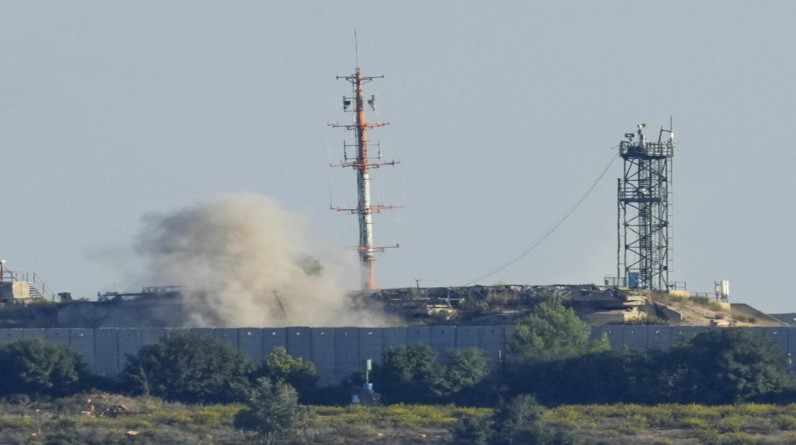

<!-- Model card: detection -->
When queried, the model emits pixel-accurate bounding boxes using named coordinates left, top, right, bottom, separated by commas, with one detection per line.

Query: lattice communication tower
left=331, top=67, right=398, bottom=290
left=617, top=123, right=675, bottom=290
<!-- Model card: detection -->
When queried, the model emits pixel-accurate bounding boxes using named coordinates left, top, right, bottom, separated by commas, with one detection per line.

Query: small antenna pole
left=354, top=29, right=359, bottom=69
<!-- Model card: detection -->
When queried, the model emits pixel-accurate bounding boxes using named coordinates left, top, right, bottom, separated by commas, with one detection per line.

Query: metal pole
left=355, top=70, right=375, bottom=290
left=617, top=178, right=621, bottom=285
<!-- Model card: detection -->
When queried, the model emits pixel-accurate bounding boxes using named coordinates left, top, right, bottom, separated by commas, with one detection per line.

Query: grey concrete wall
left=94, top=329, right=119, bottom=375
left=262, top=328, right=286, bottom=357
left=311, top=329, right=335, bottom=385
left=5, top=325, right=796, bottom=383
left=238, top=328, right=263, bottom=364
left=287, top=327, right=313, bottom=363
left=480, top=326, right=508, bottom=367
left=118, top=329, right=142, bottom=368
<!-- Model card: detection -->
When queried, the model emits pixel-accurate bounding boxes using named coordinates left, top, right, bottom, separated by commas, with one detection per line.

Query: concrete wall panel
left=238, top=329, right=263, bottom=364
left=430, top=327, right=456, bottom=360
left=213, top=329, right=238, bottom=349
left=591, top=326, right=622, bottom=348
left=0, top=329, right=15, bottom=344
left=669, top=326, right=705, bottom=345
left=604, top=327, right=624, bottom=349
left=359, top=329, right=384, bottom=364
left=382, top=327, right=407, bottom=352
left=333, top=328, right=359, bottom=382
left=407, top=327, right=431, bottom=345
left=622, top=326, right=648, bottom=351
left=45, top=328, right=70, bottom=346
left=646, top=325, right=671, bottom=349
left=141, top=328, right=168, bottom=345
left=286, top=327, right=313, bottom=363
left=68, top=329, right=95, bottom=367
left=94, top=329, right=119, bottom=375
left=590, top=325, right=609, bottom=341
left=479, top=326, right=507, bottom=368
left=455, top=326, right=480, bottom=349
left=311, top=329, right=335, bottom=385
left=262, top=329, right=287, bottom=356
left=118, top=329, right=143, bottom=367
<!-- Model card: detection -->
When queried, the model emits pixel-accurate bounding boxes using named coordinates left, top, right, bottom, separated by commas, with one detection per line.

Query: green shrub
left=451, top=414, right=494, bottom=445
left=718, top=415, right=747, bottom=433
left=662, top=329, right=795, bottom=404
left=776, top=415, right=796, bottom=430
left=121, top=331, right=254, bottom=404
left=234, top=378, right=308, bottom=444
left=509, top=300, right=608, bottom=363
left=0, top=338, right=86, bottom=399
left=254, top=347, right=319, bottom=400
left=371, top=345, right=490, bottom=404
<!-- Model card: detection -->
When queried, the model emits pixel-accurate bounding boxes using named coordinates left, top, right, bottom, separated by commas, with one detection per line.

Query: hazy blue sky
left=1, top=1, right=795, bottom=312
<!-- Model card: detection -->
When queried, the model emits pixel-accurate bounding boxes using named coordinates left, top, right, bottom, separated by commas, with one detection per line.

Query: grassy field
left=2, top=393, right=796, bottom=444
left=543, top=403, right=796, bottom=444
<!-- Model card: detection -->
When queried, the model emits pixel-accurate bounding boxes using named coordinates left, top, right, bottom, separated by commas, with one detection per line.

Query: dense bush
left=508, top=299, right=608, bottom=362
left=234, top=377, right=309, bottom=444
left=453, top=394, right=578, bottom=445
left=659, top=328, right=794, bottom=404
left=505, top=328, right=795, bottom=406
left=121, top=331, right=255, bottom=404
left=253, top=346, right=319, bottom=400
left=372, top=344, right=440, bottom=404
left=438, top=348, right=491, bottom=405
left=505, top=350, right=646, bottom=405
left=0, top=337, right=85, bottom=399
left=451, top=414, right=494, bottom=445
left=371, top=345, right=490, bottom=404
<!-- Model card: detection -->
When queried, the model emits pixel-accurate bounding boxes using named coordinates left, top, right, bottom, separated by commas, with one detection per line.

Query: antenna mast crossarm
left=331, top=160, right=399, bottom=169
left=333, top=204, right=401, bottom=214
left=329, top=122, right=389, bottom=131
left=336, top=73, right=384, bottom=82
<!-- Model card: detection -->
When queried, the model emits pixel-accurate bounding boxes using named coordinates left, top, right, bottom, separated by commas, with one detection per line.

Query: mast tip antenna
left=354, top=29, right=359, bottom=69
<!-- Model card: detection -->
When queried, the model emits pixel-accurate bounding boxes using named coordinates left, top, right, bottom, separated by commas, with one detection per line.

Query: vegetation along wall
left=0, top=325, right=794, bottom=383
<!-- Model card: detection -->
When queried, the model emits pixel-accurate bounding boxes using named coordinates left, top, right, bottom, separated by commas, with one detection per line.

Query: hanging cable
left=462, top=149, right=618, bottom=286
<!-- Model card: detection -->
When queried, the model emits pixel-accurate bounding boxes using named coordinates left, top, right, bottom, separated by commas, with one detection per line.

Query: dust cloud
left=135, top=194, right=392, bottom=328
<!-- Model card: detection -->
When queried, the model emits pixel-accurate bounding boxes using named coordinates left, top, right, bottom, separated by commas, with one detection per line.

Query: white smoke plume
left=136, top=193, right=393, bottom=327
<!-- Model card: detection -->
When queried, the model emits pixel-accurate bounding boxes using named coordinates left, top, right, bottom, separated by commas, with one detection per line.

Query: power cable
left=462, top=149, right=618, bottom=286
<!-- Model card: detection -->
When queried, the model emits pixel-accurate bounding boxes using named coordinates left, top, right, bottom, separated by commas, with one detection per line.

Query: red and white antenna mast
left=331, top=61, right=398, bottom=290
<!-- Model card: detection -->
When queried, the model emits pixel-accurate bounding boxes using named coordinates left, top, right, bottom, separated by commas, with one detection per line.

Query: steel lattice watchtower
left=617, top=124, right=675, bottom=290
